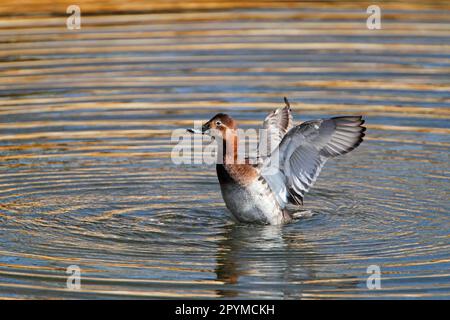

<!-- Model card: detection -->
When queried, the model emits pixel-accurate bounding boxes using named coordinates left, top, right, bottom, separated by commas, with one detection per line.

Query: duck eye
left=215, top=120, right=222, bottom=126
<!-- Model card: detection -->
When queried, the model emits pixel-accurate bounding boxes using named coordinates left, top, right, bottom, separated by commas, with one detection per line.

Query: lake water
left=0, top=0, right=449, bottom=299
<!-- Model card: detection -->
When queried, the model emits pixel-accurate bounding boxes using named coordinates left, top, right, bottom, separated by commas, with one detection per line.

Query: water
left=0, top=0, right=449, bottom=299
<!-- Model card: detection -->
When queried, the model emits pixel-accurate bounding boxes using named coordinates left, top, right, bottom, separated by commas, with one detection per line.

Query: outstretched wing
left=261, top=116, right=366, bottom=207
left=258, top=97, right=294, bottom=158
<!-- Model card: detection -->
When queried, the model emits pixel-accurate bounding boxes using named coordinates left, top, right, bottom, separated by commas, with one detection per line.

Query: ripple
left=0, top=0, right=449, bottom=299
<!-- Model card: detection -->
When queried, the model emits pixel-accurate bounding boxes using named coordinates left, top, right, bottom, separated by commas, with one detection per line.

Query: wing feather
left=258, top=97, right=293, bottom=158
left=262, top=115, right=366, bottom=207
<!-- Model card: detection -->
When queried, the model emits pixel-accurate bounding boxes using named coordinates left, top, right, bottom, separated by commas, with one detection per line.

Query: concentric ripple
left=0, top=0, right=449, bottom=299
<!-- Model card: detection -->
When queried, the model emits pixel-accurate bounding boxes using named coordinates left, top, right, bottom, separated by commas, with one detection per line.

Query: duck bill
left=187, top=122, right=212, bottom=135
left=186, top=128, right=203, bottom=134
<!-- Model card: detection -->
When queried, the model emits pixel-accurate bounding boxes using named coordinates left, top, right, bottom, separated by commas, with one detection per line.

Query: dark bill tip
left=187, top=128, right=203, bottom=134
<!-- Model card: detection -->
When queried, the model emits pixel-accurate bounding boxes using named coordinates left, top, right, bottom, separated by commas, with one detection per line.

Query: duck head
left=187, top=113, right=239, bottom=163
left=188, top=113, right=237, bottom=139
left=201, top=113, right=237, bottom=138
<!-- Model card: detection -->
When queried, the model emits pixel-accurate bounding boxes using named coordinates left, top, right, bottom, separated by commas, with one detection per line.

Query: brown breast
left=216, top=164, right=259, bottom=186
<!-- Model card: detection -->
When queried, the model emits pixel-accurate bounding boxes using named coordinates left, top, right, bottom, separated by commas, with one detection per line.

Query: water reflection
left=215, top=222, right=364, bottom=298
left=216, top=224, right=286, bottom=297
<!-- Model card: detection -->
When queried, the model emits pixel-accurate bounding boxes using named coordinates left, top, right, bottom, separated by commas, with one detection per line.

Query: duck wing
left=258, top=97, right=294, bottom=158
left=261, top=116, right=366, bottom=207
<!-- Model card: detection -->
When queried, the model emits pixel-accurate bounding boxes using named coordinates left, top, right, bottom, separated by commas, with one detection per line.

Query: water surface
left=0, top=0, right=449, bottom=299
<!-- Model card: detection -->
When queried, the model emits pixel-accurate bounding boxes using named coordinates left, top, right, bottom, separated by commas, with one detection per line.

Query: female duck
left=189, top=98, right=366, bottom=225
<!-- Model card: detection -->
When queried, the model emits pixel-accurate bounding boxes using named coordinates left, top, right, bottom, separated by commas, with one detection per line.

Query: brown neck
left=222, top=130, right=238, bottom=165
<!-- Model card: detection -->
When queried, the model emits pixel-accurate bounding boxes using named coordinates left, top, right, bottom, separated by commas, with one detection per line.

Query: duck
left=188, top=97, right=366, bottom=225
